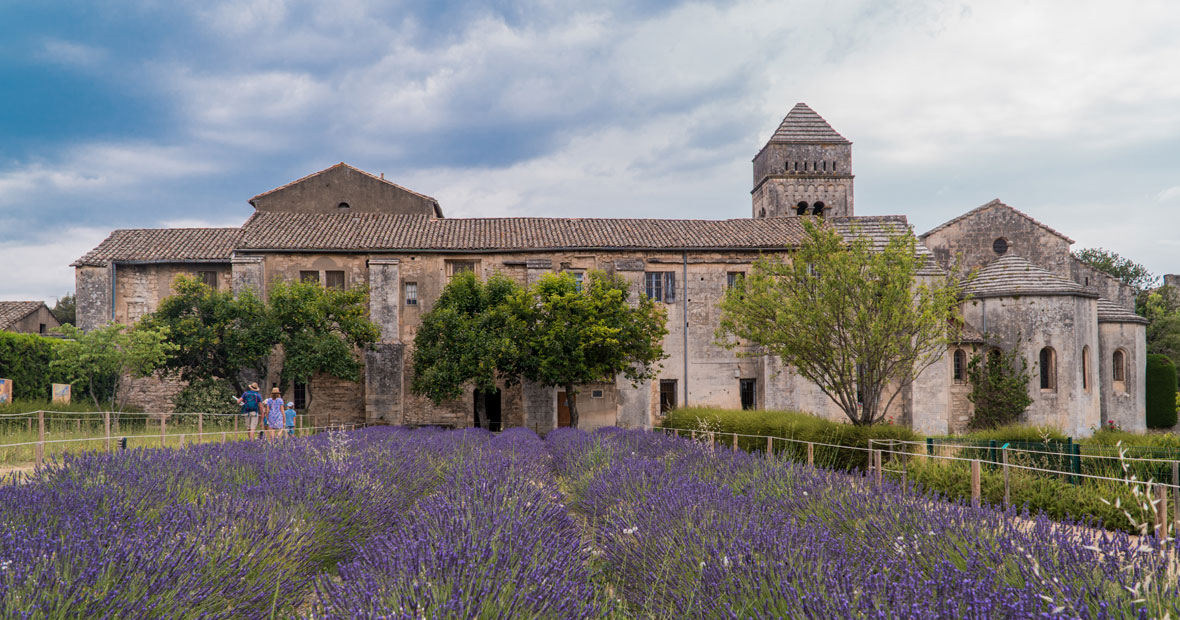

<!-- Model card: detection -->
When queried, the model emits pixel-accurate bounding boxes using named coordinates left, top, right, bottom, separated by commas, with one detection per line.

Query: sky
left=2, top=0, right=1179, bottom=304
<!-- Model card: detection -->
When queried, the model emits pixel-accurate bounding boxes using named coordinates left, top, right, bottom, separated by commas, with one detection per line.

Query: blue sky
left=2, top=0, right=1180, bottom=303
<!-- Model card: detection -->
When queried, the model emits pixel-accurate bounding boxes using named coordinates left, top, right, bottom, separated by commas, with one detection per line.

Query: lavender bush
left=0, top=425, right=1175, bottom=618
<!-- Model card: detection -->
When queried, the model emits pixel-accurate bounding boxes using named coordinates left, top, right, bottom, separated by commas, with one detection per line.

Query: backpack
left=241, top=391, right=260, bottom=414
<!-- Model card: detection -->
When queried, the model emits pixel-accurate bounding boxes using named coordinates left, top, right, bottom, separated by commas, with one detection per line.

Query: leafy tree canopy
left=51, top=323, right=175, bottom=411
left=966, top=345, right=1033, bottom=430
left=508, top=271, right=667, bottom=428
left=52, top=293, right=75, bottom=326
left=717, top=220, right=965, bottom=426
left=1072, top=247, right=1157, bottom=293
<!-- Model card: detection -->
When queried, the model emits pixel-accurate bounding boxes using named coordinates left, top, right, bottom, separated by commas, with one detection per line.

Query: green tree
left=266, top=280, right=380, bottom=407
left=172, top=377, right=241, bottom=416
left=1072, top=247, right=1157, bottom=293
left=139, top=276, right=274, bottom=393
left=51, top=323, right=175, bottom=411
left=966, top=346, right=1034, bottom=429
left=1140, top=286, right=1180, bottom=365
left=717, top=220, right=965, bottom=426
left=51, top=293, right=76, bottom=326
left=1146, top=353, right=1178, bottom=429
left=410, top=272, right=523, bottom=429
left=509, top=271, right=667, bottom=428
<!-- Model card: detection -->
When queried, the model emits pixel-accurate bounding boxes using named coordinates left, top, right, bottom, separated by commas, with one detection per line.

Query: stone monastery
left=74, top=104, right=1147, bottom=437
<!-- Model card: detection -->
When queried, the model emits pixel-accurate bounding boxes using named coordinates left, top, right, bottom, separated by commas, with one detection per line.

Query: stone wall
left=119, top=372, right=187, bottom=414
left=8, top=305, right=61, bottom=335
left=251, top=164, right=439, bottom=216
left=113, top=263, right=232, bottom=324
left=1098, top=321, right=1147, bottom=432
left=921, top=203, right=1072, bottom=279
left=75, top=265, right=112, bottom=331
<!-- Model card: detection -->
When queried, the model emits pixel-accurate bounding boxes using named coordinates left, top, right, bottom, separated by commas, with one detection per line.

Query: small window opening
left=1039, top=347, right=1056, bottom=391
left=293, top=382, right=307, bottom=409
left=794, top=161, right=798, bottom=171
left=812, top=201, right=825, bottom=216
left=659, top=379, right=677, bottom=413
left=405, top=282, right=418, bottom=305
left=325, top=271, right=346, bottom=290
left=822, top=161, right=827, bottom=171
left=1113, top=349, right=1126, bottom=385
left=299, top=270, right=320, bottom=284
left=796, top=201, right=809, bottom=215
left=993, top=238, right=1008, bottom=255
left=1082, top=346, right=1091, bottom=392
left=740, top=378, right=757, bottom=410
left=759, top=207, right=766, bottom=217
left=952, top=349, right=966, bottom=384
left=39, top=323, right=46, bottom=335
left=337, top=202, right=350, bottom=209
left=198, top=270, right=219, bottom=289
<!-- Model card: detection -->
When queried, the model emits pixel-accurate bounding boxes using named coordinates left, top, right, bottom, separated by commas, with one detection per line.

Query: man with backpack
left=237, top=382, right=263, bottom=439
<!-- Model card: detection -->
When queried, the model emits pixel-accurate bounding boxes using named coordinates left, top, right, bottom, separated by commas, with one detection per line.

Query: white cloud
left=38, top=38, right=108, bottom=68
left=0, top=227, right=111, bottom=304
left=1160, top=186, right=1180, bottom=203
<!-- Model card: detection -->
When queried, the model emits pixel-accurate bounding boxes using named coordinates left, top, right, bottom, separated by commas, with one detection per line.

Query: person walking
left=263, top=388, right=285, bottom=440
left=238, top=383, right=262, bottom=439
left=284, top=402, right=297, bottom=438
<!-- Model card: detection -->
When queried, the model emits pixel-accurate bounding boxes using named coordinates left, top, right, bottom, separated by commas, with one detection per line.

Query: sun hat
left=271, top=387, right=281, bottom=396
left=249, top=382, right=259, bottom=391
left=286, top=402, right=294, bottom=408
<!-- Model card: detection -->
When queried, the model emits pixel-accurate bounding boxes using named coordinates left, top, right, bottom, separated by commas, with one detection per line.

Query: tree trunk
left=565, top=384, right=579, bottom=429
left=475, top=391, right=488, bottom=429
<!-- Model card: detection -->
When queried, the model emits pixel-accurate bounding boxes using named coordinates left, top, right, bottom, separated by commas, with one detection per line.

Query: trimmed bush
left=172, top=377, right=239, bottom=416
left=661, top=406, right=917, bottom=470
left=0, top=332, right=63, bottom=401
left=1146, top=353, right=1178, bottom=428
left=956, top=424, right=1067, bottom=443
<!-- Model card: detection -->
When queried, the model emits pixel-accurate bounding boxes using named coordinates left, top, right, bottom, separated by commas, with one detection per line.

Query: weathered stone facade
left=0, top=302, right=61, bottom=335
left=72, top=106, right=1148, bottom=436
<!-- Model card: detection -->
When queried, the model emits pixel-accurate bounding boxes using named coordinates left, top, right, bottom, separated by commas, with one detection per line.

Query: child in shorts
left=284, top=402, right=297, bottom=437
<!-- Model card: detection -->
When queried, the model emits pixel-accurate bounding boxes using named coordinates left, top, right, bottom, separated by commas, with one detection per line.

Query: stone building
left=73, top=104, right=1146, bottom=436
left=0, top=301, right=60, bottom=335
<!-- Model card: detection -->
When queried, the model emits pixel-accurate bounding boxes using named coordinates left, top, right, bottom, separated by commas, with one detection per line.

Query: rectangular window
left=726, top=271, right=744, bottom=288
left=659, top=379, right=677, bottom=413
left=325, top=271, right=346, bottom=290
left=571, top=271, right=584, bottom=292
left=300, top=270, right=320, bottom=284
left=739, top=379, right=756, bottom=410
left=645, top=272, right=676, bottom=302
left=405, top=282, right=418, bottom=305
left=448, top=261, right=476, bottom=279
left=293, top=382, right=307, bottom=410
left=198, top=270, right=219, bottom=289
left=39, top=323, right=46, bottom=335
left=590, top=389, right=604, bottom=398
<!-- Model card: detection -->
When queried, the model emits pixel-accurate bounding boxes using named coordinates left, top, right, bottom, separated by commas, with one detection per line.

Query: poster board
left=52, top=383, right=71, bottom=404
left=0, top=378, right=10, bottom=405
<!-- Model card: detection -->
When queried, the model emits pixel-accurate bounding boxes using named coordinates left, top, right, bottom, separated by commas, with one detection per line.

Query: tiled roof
left=72, top=228, right=241, bottom=267
left=236, top=212, right=933, bottom=256
left=921, top=199, right=1074, bottom=244
left=963, top=255, right=1095, bottom=298
left=0, top=301, right=46, bottom=330
left=768, top=103, right=849, bottom=144
left=1097, top=298, right=1149, bottom=324
left=249, top=163, right=440, bottom=205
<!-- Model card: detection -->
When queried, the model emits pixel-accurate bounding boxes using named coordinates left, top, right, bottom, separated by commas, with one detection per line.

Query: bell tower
left=752, top=103, right=853, bottom=218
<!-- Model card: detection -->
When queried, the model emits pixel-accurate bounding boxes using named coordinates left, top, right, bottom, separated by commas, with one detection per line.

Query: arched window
left=952, top=349, right=966, bottom=384
left=337, top=202, right=351, bottom=210
left=759, top=207, right=766, bottom=217
left=1113, top=349, right=1126, bottom=388
left=822, top=161, right=827, bottom=171
left=1082, top=346, right=1090, bottom=392
left=1039, top=347, right=1056, bottom=391
left=812, top=201, right=825, bottom=216
left=796, top=201, right=809, bottom=215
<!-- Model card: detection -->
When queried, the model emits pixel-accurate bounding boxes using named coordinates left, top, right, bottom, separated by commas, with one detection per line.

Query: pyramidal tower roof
left=769, top=103, right=849, bottom=144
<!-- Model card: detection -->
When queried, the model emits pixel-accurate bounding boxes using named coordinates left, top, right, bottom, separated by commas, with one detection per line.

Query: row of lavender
left=2, top=427, right=1177, bottom=618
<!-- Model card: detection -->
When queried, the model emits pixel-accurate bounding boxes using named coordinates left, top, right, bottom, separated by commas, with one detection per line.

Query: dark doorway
left=557, top=391, right=575, bottom=428
left=659, top=379, right=677, bottom=413
left=739, top=378, right=757, bottom=410
left=474, top=389, right=502, bottom=431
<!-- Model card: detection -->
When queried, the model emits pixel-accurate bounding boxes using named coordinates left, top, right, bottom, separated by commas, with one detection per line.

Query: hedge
left=661, top=406, right=917, bottom=471
left=0, top=332, right=63, bottom=401
left=1146, top=353, right=1177, bottom=428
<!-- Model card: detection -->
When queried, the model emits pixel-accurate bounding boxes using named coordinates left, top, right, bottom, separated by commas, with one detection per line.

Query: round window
left=992, top=238, right=1008, bottom=255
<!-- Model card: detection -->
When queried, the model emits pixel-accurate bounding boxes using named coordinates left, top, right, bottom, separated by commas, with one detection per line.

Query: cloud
left=0, top=227, right=111, bottom=304
left=1160, top=186, right=1180, bottom=203
left=38, top=39, right=108, bottom=68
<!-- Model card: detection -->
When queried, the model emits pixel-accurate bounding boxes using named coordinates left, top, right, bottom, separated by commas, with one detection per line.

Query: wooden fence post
left=179, top=433, right=185, bottom=447
left=221, top=431, right=227, bottom=443
left=874, top=450, right=883, bottom=485
left=766, top=436, right=773, bottom=459
left=732, top=433, right=738, bottom=451
left=234, top=416, right=239, bottom=436
left=971, top=460, right=982, bottom=508
left=160, top=415, right=167, bottom=448
left=1156, top=485, right=1169, bottom=538
left=104, top=411, right=111, bottom=452
left=807, top=442, right=814, bottom=467
left=198, top=412, right=203, bottom=438
left=1002, top=448, right=1011, bottom=510
left=36, top=410, right=45, bottom=466
left=1173, top=461, right=1179, bottom=534
left=75, top=418, right=80, bottom=433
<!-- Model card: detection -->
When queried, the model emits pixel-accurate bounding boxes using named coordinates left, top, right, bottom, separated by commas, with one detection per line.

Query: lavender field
left=0, top=427, right=1175, bottom=619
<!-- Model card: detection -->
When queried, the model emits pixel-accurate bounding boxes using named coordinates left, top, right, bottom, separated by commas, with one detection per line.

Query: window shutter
left=664, top=272, right=676, bottom=302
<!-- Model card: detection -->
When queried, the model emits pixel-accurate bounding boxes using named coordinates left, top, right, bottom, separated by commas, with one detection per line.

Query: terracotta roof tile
left=72, top=228, right=241, bottom=267
left=0, top=301, right=47, bottom=330
left=963, top=255, right=1095, bottom=298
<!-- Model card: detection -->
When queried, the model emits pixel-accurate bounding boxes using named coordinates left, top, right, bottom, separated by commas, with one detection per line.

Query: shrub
left=956, top=424, right=1067, bottom=443
left=1146, top=353, right=1178, bottom=428
left=172, top=377, right=240, bottom=416
left=0, top=332, right=63, bottom=400
left=905, top=458, right=1147, bottom=533
left=661, top=407, right=917, bottom=470
left=966, top=346, right=1033, bottom=429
